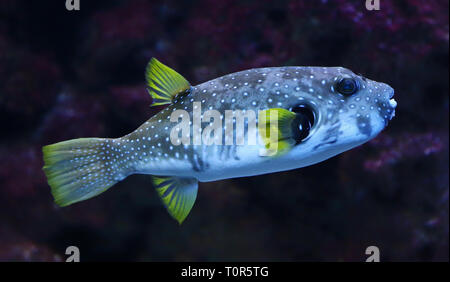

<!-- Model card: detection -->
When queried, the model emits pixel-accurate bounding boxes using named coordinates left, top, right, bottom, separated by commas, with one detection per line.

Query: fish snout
left=386, top=85, right=396, bottom=120
left=373, top=82, right=396, bottom=123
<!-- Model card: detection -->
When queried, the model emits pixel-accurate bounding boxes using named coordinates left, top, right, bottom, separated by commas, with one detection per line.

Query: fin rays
left=258, top=108, right=297, bottom=157
left=146, top=58, right=191, bottom=107
left=152, top=176, right=198, bottom=224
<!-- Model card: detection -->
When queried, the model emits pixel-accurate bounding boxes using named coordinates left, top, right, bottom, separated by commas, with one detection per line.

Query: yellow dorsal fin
left=146, top=58, right=191, bottom=107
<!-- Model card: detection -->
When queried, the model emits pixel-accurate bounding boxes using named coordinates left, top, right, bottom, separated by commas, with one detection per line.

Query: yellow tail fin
left=42, top=138, right=124, bottom=206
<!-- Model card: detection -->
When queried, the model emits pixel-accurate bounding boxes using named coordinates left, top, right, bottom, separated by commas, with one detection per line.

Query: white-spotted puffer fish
left=43, top=58, right=397, bottom=224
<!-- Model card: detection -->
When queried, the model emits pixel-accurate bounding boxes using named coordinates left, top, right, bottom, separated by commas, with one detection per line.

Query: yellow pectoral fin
left=258, top=108, right=296, bottom=157
left=146, top=58, right=191, bottom=107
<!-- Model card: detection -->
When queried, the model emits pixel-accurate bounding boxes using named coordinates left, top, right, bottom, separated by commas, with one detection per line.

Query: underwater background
left=0, top=0, right=448, bottom=261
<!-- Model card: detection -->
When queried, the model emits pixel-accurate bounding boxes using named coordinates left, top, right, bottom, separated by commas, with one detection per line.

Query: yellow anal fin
left=152, top=176, right=198, bottom=224
left=258, top=108, right=297, bottom=157
left=146, top=58, right=191, bottom=107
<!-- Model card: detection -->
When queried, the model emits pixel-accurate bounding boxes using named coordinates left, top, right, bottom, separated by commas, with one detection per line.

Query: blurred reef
left=0, top=0, right=448, bottom=261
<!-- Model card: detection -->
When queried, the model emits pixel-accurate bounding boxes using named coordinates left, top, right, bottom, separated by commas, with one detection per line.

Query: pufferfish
left=42, top=58, right=397, bottom=224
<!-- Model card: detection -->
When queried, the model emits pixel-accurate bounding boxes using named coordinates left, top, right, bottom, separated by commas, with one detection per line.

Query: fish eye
left=336, top=78, right=359, bottom=95
left=290, top=104, right=315, bottom=144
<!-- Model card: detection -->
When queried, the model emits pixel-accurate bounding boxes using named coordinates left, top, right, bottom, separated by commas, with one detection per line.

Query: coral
left=364, top=132, right=447, bottom=172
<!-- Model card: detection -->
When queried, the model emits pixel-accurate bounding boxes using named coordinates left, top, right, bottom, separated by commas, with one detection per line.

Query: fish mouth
left=386, top=85, right=396, bottom=120
left=389, top=98, right=397, bottom=108
left=388, top=98, right=397, bottom=120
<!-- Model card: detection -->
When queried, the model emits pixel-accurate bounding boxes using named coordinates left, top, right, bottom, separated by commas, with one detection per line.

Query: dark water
left=0, top=0, right=448, bottom=261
